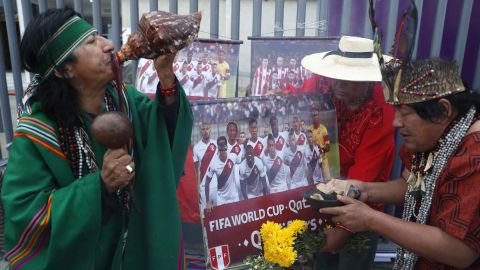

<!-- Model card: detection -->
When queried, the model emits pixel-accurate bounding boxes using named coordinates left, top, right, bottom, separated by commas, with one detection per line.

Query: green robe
left=1, top=84, right=193, bottom=269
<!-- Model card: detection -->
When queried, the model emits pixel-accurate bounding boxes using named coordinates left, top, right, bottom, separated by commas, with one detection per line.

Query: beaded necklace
left=393, top=106, right=477, bottom=270
left=58, top=89, right=117, bottom=179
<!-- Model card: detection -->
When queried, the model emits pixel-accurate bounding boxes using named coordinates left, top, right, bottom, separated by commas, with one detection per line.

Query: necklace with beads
left=58, top=89, right=116, bottom=179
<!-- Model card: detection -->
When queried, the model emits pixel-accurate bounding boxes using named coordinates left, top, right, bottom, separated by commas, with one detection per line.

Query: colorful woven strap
left=36, top=16, right=96, bottom=79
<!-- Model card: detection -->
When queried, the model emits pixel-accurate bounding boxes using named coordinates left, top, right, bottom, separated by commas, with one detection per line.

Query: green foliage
left=294, top=230, right=325, bottom=257
left=244, top=229, right=371, bottom=269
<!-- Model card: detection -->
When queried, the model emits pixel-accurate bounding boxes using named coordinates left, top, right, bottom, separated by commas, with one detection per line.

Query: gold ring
left=126, top=164, right=134, bottom=174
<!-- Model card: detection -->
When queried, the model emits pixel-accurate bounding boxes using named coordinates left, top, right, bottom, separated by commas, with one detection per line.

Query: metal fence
left=1, top=0, right=479, bottom=159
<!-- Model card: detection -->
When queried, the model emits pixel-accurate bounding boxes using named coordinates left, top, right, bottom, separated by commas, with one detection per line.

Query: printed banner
left=136, top=38, right=241, bottom=98
left=204, top=185, right=329, bottom=264
left=182, top=93, right=340, bottom=267
left=248, top=37, right=338, bottom=96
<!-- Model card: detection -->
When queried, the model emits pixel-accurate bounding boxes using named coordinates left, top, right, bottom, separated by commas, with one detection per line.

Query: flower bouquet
left=244, top=220, right=370, bottom=269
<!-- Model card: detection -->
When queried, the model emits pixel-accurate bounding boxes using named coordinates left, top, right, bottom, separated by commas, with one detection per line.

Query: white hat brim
left=301, top=52, right=382, bottom=82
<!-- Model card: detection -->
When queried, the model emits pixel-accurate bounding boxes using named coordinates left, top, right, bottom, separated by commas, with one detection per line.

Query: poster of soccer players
left=187, top=94, right=339, bottom=267
left=136, top=38, right=241, bottom=98
left=248, top=37, right=339, bottom=96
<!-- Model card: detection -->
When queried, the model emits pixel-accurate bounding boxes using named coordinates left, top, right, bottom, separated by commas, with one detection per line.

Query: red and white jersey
left=207, top=154, right=240, bottom=205
left=262, top=153, right=289, bottom=194
left=135, top=58, right=159, bottom=94
left=247, top=137, right=266, bottom=158
left=271, top=65, right=287, bottom=88
left=284, top=147, right=308, bottom=189
left=228, top=141, right=244, bottom=161
left=185, top=60, right=198, bottom=73
left=174, top=67, right=183, bottom=79
left=193, top=139, right=217, bottom=182
left=204, top=72, right=222, bottom=98
left=194, top=139, right=218, bottom=210
left=172, top=61, right=181, bottom=74
left=176, top=71, right=193, bottom=94
left=271, top=131, right=289, bottom=156
left=252, top=67, right=272, bottom=96
left=190, top=71, right=206, bottom=96
left=201, top=62, right=212, bottom=75
left=294, top=131, right=307, bottom=148
left=228, top=141, right=244, bottom=200
left=304, top=144, right=324, bottom=184
left=239, top=157, right=267, bottom=198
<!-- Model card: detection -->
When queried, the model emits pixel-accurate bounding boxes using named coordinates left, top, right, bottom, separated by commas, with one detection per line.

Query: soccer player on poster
left=226, top=122, right=244, bottom=199
left=201, top=52, right=212, bottom=75
left=284, top=130, right=308, bottom=189
left=304, top=130, right=324, bottom=184
left=190, top=63, right=206, bottom=97
left=135, top=58, right=158, bottom=94
left=287, top=58, right=300, bottom=82
left=308, top=106, right=331, bottom=180
left=204, top=62, right=222, bottom=98
left=262, top=135, right=289, bottom=194
left=271, top=56, right=287, bottom=89
left=175, top=61, right=193, bottom=95
left=239, top=145, right=268, bottom=199
left=216, top=50, right=231, bottom=98
left=227, top=122, right=244, bottom=159
left=251, top=58, right=271, bottom=96
left=204, top=137, right=241, bottom=215
left=292, top=116, right=307, bottom=148
left=193, top=122, right=218, bottom=213
left=185, top=50, right=197, bottom=73
left=246, top=118, right=266, bottom=158
left=269, top=116, right=288, bottom=156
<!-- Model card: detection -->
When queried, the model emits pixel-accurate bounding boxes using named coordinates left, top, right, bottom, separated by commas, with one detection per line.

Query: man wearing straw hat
left=302, top=35, right=395, bottom=270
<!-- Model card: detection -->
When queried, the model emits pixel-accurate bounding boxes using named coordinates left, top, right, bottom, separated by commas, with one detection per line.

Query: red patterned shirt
left=401, top=132, right=480, bottom=270
left=334, top=83, right=395, bottom=211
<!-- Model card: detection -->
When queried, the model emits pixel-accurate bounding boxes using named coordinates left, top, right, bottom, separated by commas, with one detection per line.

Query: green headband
left=37, top=16, right=97, bottom=79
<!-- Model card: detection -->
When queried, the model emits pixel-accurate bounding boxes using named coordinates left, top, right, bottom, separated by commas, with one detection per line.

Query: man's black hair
left=407, top=88, right=480, bottom=123
left=20, top=7, right=83, bottom=128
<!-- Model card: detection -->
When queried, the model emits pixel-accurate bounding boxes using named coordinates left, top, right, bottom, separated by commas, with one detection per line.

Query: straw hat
left=301, top=36, right=382, bottom=82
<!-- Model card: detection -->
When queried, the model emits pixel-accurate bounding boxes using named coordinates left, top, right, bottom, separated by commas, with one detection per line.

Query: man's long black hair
left=20, top=7, right=83, bottom=127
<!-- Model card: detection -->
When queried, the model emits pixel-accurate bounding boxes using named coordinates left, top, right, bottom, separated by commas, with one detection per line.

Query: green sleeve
left=125, top=84, right=193, bottom=185
left=2, top=136, right=102, bottom=270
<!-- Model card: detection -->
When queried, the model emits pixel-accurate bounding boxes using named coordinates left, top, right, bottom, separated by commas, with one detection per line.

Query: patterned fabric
left=5, top=195, right=52, bottom=270
left=334, top=83, right=395, bottom=211
left=15, top=117, right=65, bottom=158
left=401, top=133, right=480, bottom=270
left=37, top=16, right=96, bottom=79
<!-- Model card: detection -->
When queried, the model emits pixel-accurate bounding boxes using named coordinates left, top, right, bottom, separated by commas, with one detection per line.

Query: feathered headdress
left=370, top=0, right=465, bottom=105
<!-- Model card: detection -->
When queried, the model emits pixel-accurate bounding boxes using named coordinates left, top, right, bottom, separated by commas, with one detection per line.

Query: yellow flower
left=287, top=220, right=307, bottom=236
left=260, top=220, right=307, bottom=267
